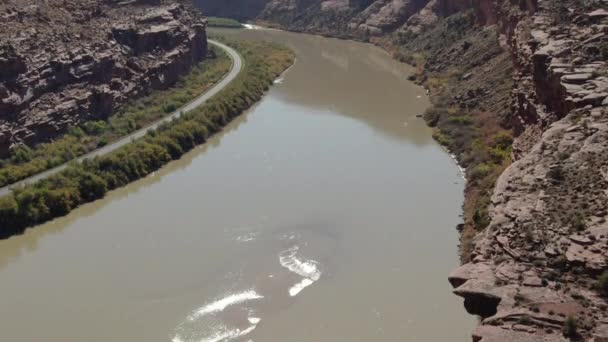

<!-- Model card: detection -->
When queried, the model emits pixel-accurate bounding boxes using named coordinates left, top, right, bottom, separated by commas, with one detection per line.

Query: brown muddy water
left=0, top=28, right=475, bottom=341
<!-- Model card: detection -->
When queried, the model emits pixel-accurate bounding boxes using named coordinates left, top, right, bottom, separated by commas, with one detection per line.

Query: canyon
left=196, top=0, right=608, bottom=340
left=0, top=0, right=208, bottom=156
left=0, top=26, right=474, bottom=342
left=0, top=0, right=605, bottom=340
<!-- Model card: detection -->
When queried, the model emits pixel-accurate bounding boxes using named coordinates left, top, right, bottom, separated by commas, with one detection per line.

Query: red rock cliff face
left=0, top=0, right=207, bottom=156
left=448, top=1, right=608, bottom=341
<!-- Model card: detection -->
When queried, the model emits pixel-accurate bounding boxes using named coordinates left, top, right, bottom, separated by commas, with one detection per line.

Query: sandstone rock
left=0, top=0, right=208, bottom=154
left=562, top=73, right=592, bottom=84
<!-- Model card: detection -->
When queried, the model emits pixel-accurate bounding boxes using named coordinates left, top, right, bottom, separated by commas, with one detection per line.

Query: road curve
left=0, top=40, right=243, bottom=198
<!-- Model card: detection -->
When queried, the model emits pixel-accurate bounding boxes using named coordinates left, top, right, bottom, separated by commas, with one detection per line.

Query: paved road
left=0, top=40, right=243, bottom=197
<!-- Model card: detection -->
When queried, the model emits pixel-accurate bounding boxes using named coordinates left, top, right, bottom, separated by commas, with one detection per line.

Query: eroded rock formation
left=0, top=0, right=207, bottom=156
left=450, top=3, right=608, bottom=341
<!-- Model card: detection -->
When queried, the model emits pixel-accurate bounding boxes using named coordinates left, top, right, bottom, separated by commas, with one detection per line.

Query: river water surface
left=0, top=28, right=475, bottom=341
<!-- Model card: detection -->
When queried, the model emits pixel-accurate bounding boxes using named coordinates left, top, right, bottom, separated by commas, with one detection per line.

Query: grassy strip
left=0, top=38, right=295, bottom=238
left=0, top=46, right=232, bottom=188
left=207, top=17, right=243, bottom=28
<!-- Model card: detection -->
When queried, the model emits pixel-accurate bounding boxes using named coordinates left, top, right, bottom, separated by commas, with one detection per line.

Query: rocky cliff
left=196, top=0, right=484, bottom=37
left=449, top=3, right=608, bottom=341
left=0, top=0, right=207, bottom=156
left=196, top=0, right=608, bottom=340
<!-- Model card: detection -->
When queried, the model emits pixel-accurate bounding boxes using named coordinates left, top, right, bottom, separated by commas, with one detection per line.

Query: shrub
left=44, top=188, right=79, bottom=217
left=432, top=131, right=452, bottom=146
left=163, top=102, right=179, bottom=114
left=74, top=169, right=108, bottom=201
left=550, top=255, right=568, bottom=271
left=10, top=145, right=34, bottom=164
left=0, top=38, right=295, bottom=236
left=517, top=315, right=532, bottom=324
left=562, top=316, right=577, bottom=338
left=83, top=120, right=107, bottom=135
left=598, top=271, right=608, bottom=297
left=206, top=17, right=243, bottom=28
left=0, top=196, right=19, bottom=236
left=14, top=188, right=52, bottom=226
left=448, top=115, right=472, bottom=125
left=491, top=132, right=513, bottom=150
left=472, top=207, right=489, bottom=229
left=548, top=165, right=564, bottom=182
left=570, top=214, right=585, bottom=231
left=470, top=163, right=491, bottom=181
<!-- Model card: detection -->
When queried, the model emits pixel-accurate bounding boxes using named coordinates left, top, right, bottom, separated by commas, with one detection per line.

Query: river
left=0, top=28, right=475, bottom=341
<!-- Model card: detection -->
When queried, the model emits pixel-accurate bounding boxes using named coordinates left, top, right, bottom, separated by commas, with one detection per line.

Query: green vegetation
left=570, top=213, right=585, bottom=232
left=206, top=17, right=243, bottom=28
left=392, top=11, right=515, bottom=259
left=424, top=104, right=512, bottom=234
left=0, top=46, right=232, bottom=188
left=562, top=316, right=578, bottom=338
left=598, top=271, right=608, bottom=297
left=0, top=38, right=295, bottom=237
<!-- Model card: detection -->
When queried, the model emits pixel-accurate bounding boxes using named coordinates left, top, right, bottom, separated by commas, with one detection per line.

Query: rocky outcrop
left=447, top=1, right=608, bottom=341
left=195, top=0, right=450, bottom=37
left=0, top=0, right=207, bottom=156
left=195, top=0, right=502, bottom=37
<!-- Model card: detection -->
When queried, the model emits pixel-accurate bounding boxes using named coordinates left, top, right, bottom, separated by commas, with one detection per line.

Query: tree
left=562, top=316, right=578, bottom=338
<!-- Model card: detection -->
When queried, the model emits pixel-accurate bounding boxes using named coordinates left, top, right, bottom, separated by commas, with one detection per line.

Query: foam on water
left=279, top=246, right=321, bottom=296
left=236, top=232, right=257, bottom=242
left=188, top=290, right=263, bottom=320
left=202, top=324, right=258, bottom=342
left=289, top=278, right=315, bottom=297
left=173, top=323, right=259, bottom=342
left=449, top=153, right=467, bottom=180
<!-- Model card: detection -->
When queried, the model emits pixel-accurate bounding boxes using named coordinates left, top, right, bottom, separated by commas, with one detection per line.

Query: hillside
left=0, top=0, right=208, bottom=157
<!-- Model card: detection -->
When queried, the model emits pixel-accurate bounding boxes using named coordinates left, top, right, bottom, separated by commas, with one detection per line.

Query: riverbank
left=248, top=12, right=514, bottom=260
left=0, top=38, right=294, bottom=238
left=0, top=27, right=474, bottom=342
left=235, top=8, right=608, bottom=340
left=0, top=45, right=231, bottom=190
left=207, top=17, right=244, bottom=28
left=0, top=40, right=239, bottom=198
left=384, top=12, right=514, bottom=260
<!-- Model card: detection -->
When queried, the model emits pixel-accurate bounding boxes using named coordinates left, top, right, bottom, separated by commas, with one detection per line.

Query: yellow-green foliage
left=207, top=17, right=243, bottom=28
left=424, top=105, right=512, bottom=232
left=0, top=46, right=232, bottom=188
left=0, top=38, right=295, bottom=237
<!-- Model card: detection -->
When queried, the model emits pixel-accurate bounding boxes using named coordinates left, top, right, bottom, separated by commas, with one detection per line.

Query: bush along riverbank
left=206, top=17, right=244, bottom=28
left=380, top=11, right=515, bottom=260
left=0, top=46, right=232, bottom=189
left=247, top=11, right=515, bottom=261
left=0, top=38, right=295, bottom=238
left=385, top=9, right=608, bottom=341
